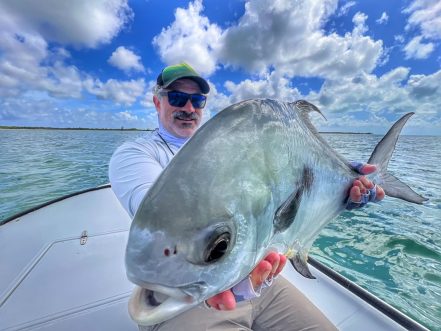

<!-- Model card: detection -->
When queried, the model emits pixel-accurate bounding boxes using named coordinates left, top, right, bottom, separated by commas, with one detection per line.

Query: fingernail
left=219, top=304, right=226, bottom=310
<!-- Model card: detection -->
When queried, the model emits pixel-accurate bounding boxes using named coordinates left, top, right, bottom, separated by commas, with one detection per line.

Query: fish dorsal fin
left=291, top=100, right=346, bottom=164
left=273, top=167, right=314, bottom=233
left=293, top=100, right=327, bottom=136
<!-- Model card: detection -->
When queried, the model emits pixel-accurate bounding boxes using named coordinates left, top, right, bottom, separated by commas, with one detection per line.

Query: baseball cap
left=156, top=62, right=210, bottom=94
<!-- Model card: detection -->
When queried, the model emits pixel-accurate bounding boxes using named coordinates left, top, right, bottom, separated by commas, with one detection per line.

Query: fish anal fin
left=290, top=253, right=316, bottom=279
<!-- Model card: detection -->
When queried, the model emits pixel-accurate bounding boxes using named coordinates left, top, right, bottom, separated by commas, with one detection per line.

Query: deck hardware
left=80, top=230, right=88, bottom=245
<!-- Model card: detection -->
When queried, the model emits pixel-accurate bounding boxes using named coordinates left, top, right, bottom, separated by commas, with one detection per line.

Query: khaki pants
left=139, top=276, right=337, bottom=331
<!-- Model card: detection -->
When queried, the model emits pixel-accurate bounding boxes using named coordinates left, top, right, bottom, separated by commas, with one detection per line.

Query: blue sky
left=0, top=0, right=440, bottom=135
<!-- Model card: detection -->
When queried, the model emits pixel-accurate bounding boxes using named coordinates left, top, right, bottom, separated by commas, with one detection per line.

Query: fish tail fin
left=368, top=112, right=427, bottom=204
left=290, top=252, right=316, bottom=279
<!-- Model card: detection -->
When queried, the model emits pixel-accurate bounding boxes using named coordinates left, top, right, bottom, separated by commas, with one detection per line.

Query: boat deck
left=0, top=186, right=427, bottom=330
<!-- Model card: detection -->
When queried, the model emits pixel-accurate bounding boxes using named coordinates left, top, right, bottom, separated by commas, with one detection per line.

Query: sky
left=0, top=0, right=440, bottom=135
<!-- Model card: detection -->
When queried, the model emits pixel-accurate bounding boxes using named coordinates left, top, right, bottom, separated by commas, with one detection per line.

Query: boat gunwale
left=0, top=184, right=111, bottom=226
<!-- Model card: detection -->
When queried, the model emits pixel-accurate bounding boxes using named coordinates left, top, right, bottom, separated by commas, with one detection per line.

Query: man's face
left=154, top=79, right=205, bottom=138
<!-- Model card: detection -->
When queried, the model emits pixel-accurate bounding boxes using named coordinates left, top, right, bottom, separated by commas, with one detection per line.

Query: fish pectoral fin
left=273, top=189, right=302, bottom=233
left=273, top=167, right=314, bottom=233
left=289, top=253, right=316, bottom=279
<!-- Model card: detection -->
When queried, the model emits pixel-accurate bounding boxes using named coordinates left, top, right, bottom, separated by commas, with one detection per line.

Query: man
left=109, top=63, right=384, bottom=330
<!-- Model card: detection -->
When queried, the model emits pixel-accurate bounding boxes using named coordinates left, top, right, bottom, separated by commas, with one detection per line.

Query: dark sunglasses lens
left=168, top=92, right=206, bottom=108
left=190, top=94, right=206, bottom=108
left=167, top=92, right=188, bottom=107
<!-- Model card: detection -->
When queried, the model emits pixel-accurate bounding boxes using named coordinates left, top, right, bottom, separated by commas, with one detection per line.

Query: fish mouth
left=128, top=282, right=207, bottom=326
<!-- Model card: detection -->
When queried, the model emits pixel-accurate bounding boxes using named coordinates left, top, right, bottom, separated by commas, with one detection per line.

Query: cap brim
left=163, top=75, right=210, bottom=94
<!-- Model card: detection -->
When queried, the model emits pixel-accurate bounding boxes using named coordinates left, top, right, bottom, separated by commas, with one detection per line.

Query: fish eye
left=204, top=231, right=231, bottom=263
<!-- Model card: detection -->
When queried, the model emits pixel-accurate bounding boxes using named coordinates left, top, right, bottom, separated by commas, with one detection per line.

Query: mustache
left=173, top=111, right=200, bottom=121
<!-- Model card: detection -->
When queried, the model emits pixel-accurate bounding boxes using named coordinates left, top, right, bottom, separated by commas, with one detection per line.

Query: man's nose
left=182, top=99, right=196, bottom=112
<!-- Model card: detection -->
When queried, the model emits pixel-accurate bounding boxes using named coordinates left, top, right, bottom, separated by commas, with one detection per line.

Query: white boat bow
left=0, top=186, right=428, bottom=331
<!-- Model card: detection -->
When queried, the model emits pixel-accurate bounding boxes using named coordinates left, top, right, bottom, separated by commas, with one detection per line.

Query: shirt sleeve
left=109, top=141, right=164, bottom=218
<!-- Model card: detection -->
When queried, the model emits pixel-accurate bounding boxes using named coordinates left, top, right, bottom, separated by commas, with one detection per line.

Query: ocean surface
left=0, top=128, right=440, bottom=330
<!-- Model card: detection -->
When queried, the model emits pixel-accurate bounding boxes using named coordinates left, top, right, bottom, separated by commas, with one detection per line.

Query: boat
left=0, top=185, right=429, bottom=331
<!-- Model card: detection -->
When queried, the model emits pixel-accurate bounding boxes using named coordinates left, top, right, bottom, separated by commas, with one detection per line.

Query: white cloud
left=0, top=0, right=133, bottom=48
left=84, top=78, right=146, bottom=105
left=152, top=0, right=221, bottom=76
left=338, top=1, right=356, bottom=16
left=404, top=36, right=435, bottom=59
left=303, top=68, right=441, bottom=134
left=404, top=0, right=441, bottom=40
left=113, top=110, right=139, bottom=122
left=0, top=10, right=49, bottom=97
left=376, top=12, right=389, bottom=25
left=108, top=46, right=145, bottom=73
left=224, top=72, right=302, bottom=104
left=352, top=12, right=369, bottom=35
left=0, top=0, right=146, bottom=118
left=139, top=80, right=158, bottom=109
left=217, top=1, right=382, bottom=79
left=152, top=1, right=383, bottom=81
left=205, top=67, right=441, bottom=135
left=407, top=70, right=441, bottom=99
left=394, top=35, right=405, bottom=43
left=40, top=62, right=84, bottom=98
left=204, top=83, right=230, bottom=118
left=0, top=96, right=154, bottom=129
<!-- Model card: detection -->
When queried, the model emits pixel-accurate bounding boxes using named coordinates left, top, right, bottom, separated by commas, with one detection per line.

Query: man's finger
left=353, top=179, right=362, bottom=189
left=350, top=186, right=361, bottom=202
left=360, top=164, right=376, bottom=175
left=359, top=176, right=374, bottom=189
left=250, top=260, right=272, bottom=288
left=263, top=252, right=280, bottom=275
left=206, top=290, right=236, bottom=311
left=376, top=186, right=385, bottom=200
left=274, top=254, right=287, bottom=276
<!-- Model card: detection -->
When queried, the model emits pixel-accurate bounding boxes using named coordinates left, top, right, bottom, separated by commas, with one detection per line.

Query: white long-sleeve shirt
left=109, top=130, right=179, bottom=218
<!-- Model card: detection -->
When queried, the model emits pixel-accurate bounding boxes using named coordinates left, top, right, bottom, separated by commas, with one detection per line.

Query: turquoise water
left=1, top=129, right=440, bottom=329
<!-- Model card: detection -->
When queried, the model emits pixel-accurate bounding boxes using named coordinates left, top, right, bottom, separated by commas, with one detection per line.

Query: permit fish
left=125, top=99, right=426, bottom=326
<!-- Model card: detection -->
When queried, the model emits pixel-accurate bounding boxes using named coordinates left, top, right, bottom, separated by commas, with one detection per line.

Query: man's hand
left=205, top=252, right=287, bottom=311
left=347, top=163, right=385, bottom=209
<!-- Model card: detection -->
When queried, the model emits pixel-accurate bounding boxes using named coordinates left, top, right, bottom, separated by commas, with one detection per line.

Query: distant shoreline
left=0, top=126, right=153, bottom=131
left=320, top=131, right=372, bottom=134
left=1, top=126, right=371, bottom=134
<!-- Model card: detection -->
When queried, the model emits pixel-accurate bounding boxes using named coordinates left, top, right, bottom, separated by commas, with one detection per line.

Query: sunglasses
left=159, top=91, right=207, bottom=109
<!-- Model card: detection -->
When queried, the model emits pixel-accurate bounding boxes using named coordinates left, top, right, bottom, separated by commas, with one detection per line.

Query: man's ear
left=153, top=95, right=161, bottom=111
